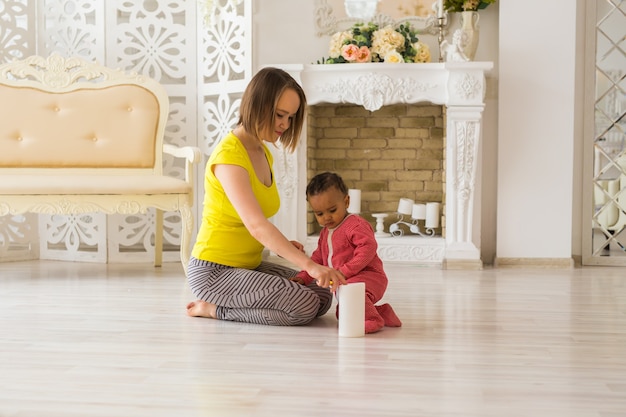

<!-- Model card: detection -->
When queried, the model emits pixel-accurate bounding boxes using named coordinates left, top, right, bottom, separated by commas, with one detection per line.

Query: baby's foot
left=186, top=300, right=217, bottom=318
left=375, top=303, right=402, bottom=327
left=365, top=316, right=385, bottom=334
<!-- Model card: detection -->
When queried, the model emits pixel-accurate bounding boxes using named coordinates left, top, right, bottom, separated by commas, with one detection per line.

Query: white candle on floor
left=337, top=282, right=365, bottom=338
left=348, top=189, right=361, bottom=214
left=425, top=202, right=440, bottom=228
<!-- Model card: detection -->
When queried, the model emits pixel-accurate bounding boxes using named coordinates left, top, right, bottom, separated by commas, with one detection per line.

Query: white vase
left=459, top=10, right=480, bottom=61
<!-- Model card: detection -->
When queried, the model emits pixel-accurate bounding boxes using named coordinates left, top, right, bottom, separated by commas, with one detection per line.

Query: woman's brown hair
left=238, top=67, right=307, bottom=153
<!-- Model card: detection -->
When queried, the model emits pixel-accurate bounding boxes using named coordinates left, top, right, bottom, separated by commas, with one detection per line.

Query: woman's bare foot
left=186, top=300, right=217, bottom=318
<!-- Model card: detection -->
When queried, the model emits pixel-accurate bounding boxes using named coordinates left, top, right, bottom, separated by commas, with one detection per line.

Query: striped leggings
left=187, top=257, right=333, bottom=326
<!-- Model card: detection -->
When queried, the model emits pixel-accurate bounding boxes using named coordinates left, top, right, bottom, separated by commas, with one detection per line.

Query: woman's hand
left=306, top=263, right=346, bottom=292
left=289, top=276, right=306, bottom=285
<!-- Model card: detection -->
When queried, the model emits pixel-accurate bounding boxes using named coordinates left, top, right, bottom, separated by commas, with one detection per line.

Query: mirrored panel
left=591, top=0, right=626, bottom=258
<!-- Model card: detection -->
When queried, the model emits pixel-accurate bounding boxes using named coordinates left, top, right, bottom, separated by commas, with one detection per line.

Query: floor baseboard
left=494, top=257, right=575, bottom=269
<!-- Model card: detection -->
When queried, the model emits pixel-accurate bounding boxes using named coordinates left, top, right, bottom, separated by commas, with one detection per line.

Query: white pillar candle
left=411, top=203, right=426, bottom=220
left=437, top=0, right=444, bottom=18
left=397, top=198, right=414, bottom=215
left=425, top=202, right=440, bottom=228
left=337, top=282, right=365, bottom=338
left=347, top=189, right=361, bottom=214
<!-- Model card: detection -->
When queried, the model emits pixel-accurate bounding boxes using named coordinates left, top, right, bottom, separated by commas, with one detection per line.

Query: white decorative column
left=443, top=63, right=490, bottom=269
left=273, top=62, right=492, bottom=268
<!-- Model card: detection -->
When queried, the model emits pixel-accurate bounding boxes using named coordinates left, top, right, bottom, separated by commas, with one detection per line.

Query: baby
left=292, top=172, right=401, bottom=333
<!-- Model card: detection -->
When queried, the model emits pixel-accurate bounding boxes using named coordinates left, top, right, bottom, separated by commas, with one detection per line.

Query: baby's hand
left=290, top=240, right=305, bottom=253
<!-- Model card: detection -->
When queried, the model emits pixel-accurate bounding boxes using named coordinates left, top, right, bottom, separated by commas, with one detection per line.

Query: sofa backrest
left=0, top=54, right=169, bottom=173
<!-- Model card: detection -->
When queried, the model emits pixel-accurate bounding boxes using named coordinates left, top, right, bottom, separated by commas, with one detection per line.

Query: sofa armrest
left=163, top=144, right=202, bottom=164
left=163, top=144, right=202, bottom=184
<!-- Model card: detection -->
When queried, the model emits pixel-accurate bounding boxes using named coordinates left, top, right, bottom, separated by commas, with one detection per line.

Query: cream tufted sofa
left=0, top=54, right=201, bottom=273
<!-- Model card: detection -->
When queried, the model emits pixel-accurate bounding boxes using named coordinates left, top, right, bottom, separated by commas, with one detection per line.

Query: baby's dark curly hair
left=305, top=172, right=348, bottom=199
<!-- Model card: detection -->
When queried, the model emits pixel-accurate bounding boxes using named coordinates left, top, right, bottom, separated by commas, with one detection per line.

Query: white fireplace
left=271, top=62, right=493, bottom=269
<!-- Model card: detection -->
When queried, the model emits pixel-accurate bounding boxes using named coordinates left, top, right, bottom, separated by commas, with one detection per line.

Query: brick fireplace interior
left=305, top=103, right=446, bottom=236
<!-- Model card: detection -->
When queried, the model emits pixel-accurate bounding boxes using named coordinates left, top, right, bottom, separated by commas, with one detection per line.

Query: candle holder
left=437, top=15, right=448, bottom=63
left=389, top=213, right=436, bottom=238
left=371, top=213, right=391, bottom=237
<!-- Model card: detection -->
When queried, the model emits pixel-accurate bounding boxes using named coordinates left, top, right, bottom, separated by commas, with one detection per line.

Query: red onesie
left=296, top=214, right=401, bottom=333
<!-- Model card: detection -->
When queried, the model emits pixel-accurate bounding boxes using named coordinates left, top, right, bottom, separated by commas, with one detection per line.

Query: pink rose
left=341, top=44, right=359, bottom=62
left=356, top=46, right=371, bottom=63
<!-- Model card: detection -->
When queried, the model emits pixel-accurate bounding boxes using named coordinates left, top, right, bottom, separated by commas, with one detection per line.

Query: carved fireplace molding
left=271, top=62, right=493, bottom=269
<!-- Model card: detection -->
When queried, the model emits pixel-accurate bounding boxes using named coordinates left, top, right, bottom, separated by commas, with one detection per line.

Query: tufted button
left=92, top=137, right=98, bottom=142
left=54, top=106, right=60, bottom=112
left=17, top=136, right=23, bottom=141
left=127, top=107, right=133, bottom=112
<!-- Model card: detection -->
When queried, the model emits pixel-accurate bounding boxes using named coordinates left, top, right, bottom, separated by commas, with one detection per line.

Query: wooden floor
left=0, top=259, right=625, bottom=417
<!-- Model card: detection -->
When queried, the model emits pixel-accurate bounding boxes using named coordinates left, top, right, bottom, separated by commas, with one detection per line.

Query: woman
left=186, top=67, right=346, bottom=326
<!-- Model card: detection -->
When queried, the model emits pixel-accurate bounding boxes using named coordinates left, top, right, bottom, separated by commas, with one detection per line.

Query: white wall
left=253, top=1, right=323, bottom=67
left=497, top=0, right=578, bottom=260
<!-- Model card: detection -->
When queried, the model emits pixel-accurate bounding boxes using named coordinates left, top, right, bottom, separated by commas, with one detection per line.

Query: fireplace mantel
left=271, top=62, right=493, bottom=269
left=298, top=62, right=492, bottom=110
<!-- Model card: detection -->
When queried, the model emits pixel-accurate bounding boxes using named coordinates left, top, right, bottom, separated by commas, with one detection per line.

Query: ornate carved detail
left=199, top=0, right=248, bottom=164
left=441, top=30, right=470, bottom=62
left=115, top=0, right=188, bottom=81
left=115, top=201, right=146, bottom=215
left=314, top=0, right=336, bottom=37
left=273, top=147, right=298, bottom=205
left=0, top=54, right=137, bottom=88
left=116, top=210, right=158, bottom=254
left=202, top=2, right=246, bottom=82
left=178, top=203, right=194, bottom=272
left=0, top=0, right=29, bottom=62
left=44, top=213, right=101, bottom=253
left=454, top=120, right=477, bottom=205
left=0, top=199, right=173, bottom=216
left=164, top=101, right=188, bottom=181
left=317, top=72, right=436, bottom=111
left=377, top=243, right=445, bottom=262
left=202, top=94, right=242, bottom=155
left=314, top=0, right=441, bottom=37
left=27, top=201, right=105, bottom=215
left=43, top=1, right=100, bottom=63
left=454, top=73, right=481, bottom=100
left=0, top=214, right=32, bottom=256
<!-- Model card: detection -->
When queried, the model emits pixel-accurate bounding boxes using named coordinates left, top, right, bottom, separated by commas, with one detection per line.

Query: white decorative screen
left=0, top=0, right=251, bottom=264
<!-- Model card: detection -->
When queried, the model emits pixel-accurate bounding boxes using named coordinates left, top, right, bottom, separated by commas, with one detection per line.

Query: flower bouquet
left=318, top=22, right=431, bottom=64
left=443, top=0, right=496, bottom=12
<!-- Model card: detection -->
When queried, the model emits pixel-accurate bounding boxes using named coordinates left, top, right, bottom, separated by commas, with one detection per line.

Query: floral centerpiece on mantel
left=317, top=22, right=431, bottom=64
left=443, top=0, right=496, bottom=12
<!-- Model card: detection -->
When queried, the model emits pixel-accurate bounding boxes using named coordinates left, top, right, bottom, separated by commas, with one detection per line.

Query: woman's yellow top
left=192, top=131, right=280, bottom=269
